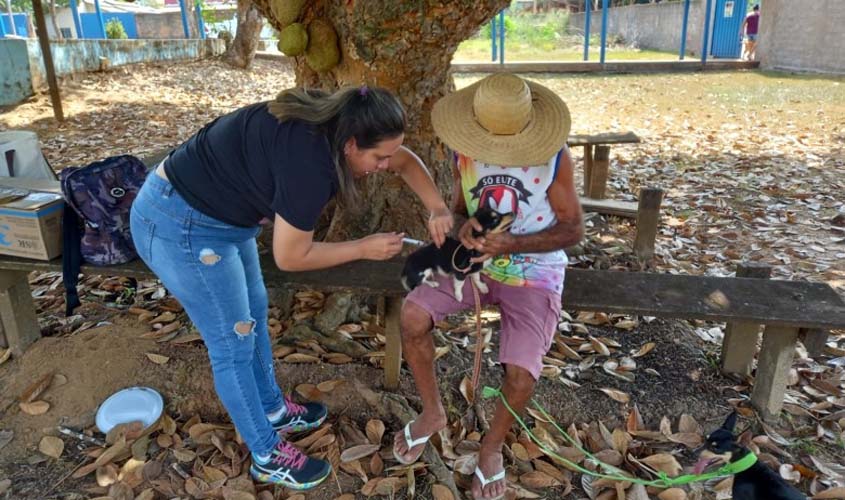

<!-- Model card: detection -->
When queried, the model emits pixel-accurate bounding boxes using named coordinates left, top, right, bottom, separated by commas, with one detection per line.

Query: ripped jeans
left=130, top=170, right=283, bottom=455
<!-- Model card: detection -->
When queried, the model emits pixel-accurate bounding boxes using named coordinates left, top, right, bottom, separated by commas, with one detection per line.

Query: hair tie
left=359, top=85, right=369, bottom=97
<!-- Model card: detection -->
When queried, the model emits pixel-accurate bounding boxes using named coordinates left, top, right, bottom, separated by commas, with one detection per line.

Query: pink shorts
left=405, top=273, right=562, bottom=379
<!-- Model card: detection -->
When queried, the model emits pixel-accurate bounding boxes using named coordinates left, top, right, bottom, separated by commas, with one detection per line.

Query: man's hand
left=458, top=218, right=483, bottom=250
left=470, top=231, right=516, bottom=263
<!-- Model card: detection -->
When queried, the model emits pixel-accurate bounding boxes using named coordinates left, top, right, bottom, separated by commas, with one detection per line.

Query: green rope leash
left=481, top=386, right=757, bottom=488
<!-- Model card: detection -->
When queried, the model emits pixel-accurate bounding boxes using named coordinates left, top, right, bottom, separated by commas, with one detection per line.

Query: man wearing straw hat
left=393, top=73, right=584, bottom=500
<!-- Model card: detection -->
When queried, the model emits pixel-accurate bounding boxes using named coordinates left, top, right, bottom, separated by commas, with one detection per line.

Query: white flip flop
left=474, top=466, right=506, bottom=500
left=392, top=420, right=432, bottom=465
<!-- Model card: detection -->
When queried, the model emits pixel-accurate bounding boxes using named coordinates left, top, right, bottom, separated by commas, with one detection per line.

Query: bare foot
left=392, top=412, right=446, bottom=463
left=472, top=447, right=506, bottom=500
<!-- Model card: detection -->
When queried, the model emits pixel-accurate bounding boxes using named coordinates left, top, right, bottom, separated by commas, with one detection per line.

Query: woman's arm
left=272, top=214, right=403, bottom=271
left=389, top=146, right=453, bottom=246
left=389, top=146, right=448, bottom=213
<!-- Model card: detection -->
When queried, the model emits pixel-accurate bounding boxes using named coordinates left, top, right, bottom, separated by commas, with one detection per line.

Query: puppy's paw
left=422, top=268, right=440, bottom=288
left=452, top=277, right=465, bottom=302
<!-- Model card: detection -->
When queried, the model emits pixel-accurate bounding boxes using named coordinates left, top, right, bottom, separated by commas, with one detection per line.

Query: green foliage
left=196, top=0, right=225, bottom=27
left=476, top=11, right=569, bottom=51
left=481, top=14, right=515, bottom=38
left=11, top=0, right=69, bottom=14
left=104, top=18, right=127, bottom=39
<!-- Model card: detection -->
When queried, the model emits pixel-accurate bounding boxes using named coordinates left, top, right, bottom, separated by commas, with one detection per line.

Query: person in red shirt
left=740, top=4, right=760, bottom=61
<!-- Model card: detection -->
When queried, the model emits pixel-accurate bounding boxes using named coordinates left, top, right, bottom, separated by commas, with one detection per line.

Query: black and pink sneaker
left=250, top=441, right=330, bottom=490
left=270, top=395, right=328, bottom=435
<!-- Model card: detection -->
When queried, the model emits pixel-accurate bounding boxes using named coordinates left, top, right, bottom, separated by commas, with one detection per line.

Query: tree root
left=356, top=381, right=463, bottom=500
left=281, top=323, right=369, bottom=358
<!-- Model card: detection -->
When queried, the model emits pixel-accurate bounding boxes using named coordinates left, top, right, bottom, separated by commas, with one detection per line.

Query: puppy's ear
left=721, top=411, right=738, bottom=433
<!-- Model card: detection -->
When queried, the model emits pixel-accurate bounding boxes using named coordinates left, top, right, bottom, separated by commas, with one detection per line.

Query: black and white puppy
left=401, top=207, right=514, bottom=302
left=694, top=412, right=806, bottom=500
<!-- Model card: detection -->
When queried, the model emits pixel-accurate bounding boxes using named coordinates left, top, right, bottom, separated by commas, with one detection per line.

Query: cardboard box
left=0, top=178, right=63, bottom=260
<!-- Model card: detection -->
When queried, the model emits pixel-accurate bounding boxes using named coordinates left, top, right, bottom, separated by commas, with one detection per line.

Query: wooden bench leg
left=721, top=320, right=762, bottom=377
left=633, top=187, right=664, bottom=263
left=582, top=145, right=594, bottom=197
left=384, top=296, right=403, bottom=390
left=588, top=145, right=610, bottom=199
left=751, top=325, right=799, bottom=422
left=721, top=263, right=771, bottom=376
left=376, top=296, right=386, bottom=327
left=800, top=328, right=828, bottom=359
left=0, top=270, right=41, bottom=356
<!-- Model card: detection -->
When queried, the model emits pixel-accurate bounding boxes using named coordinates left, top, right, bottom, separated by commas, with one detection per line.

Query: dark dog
left=694, top=412, right=806, bottom=500
left=401, top=207, right=514, bottom=302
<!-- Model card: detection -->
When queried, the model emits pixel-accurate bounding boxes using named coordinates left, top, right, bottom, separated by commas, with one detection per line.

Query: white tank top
left=457, top=152, right=568, bottom=294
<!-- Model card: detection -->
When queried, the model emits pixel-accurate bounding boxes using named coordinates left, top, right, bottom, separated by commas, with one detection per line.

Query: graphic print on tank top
left=456, top=152, right=568, bottom=293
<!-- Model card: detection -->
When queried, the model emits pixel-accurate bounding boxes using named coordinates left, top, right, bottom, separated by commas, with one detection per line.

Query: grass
left=453, top=10, right=683, bottom=63
left=454, top=39, right=680, bottom=62
left=793, top=439, right=821, bottom=456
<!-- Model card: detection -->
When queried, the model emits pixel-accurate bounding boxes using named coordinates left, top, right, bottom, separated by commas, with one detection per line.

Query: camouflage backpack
left=60, top=155, right=147, bottom=314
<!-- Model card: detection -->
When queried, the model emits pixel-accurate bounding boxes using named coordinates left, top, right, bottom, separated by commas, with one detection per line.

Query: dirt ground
left=0, top=305, right=736, bottom=499
left=1, top=58, right=844, bottom=499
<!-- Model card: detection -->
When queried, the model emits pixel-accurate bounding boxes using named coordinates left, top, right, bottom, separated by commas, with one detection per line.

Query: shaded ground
left=0, top=306, right=735, bottom=499
left=1, top=59, right=844, bottom=499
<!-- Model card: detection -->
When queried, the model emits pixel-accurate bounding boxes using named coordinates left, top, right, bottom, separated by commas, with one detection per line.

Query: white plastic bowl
left=95, top=387, right=164, bottom=434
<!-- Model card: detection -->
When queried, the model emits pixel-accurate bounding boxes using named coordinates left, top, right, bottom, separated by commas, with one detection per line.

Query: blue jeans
left=130, top=170, right=283, bottom=455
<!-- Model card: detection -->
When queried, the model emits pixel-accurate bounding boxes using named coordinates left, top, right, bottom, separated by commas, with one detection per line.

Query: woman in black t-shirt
left=129, top=86, right=452, bottom=490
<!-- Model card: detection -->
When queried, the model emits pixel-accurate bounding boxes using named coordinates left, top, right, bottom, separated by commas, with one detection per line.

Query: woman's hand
left=428, top=207, right=454, bottom=248
left=359, top=232, right=405, bottom=261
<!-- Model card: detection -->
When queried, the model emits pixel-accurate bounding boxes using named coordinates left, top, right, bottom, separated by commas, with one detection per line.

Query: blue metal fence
left=1, top=13, right=28, bottom=37
left=80, top=12, right=138, bottom=39
left=488, top=10, right=506, bottom=64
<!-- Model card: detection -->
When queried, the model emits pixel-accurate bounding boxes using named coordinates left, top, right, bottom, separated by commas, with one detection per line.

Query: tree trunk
left=251, top=0, right=510, bottom=241
left=225, top=0, right=263, bottom=69
left=6, top=0, right=17, bottom=36
left=49, top=0, right=62, bottom=40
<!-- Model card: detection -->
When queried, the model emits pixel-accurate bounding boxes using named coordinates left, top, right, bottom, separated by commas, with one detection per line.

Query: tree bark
left=251, top=0, right=510, bottom=241
left=225, top=0, right=263, bottom=69
left=49, top=0, right=62, bottom=40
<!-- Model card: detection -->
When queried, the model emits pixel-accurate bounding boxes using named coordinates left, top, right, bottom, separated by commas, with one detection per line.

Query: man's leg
left=473, top=285, right=560, bottom=499
left=748, top=40, right=757, bottom=60
left=473, top=364, right=535, bottom=500
left=392, top=301, right=448, bottom=461
left=393, top=274, right=483, bottom=462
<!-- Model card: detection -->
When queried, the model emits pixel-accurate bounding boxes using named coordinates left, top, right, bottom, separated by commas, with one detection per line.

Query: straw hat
left=431, top=73, right=570, bottom=167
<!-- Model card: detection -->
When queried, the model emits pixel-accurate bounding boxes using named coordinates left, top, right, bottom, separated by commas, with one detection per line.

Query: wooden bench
left=567, top=133, right=662, bottom=262
left=1, top=254, right=843, bottom=421
left=567, top=131, right=642, bottom=201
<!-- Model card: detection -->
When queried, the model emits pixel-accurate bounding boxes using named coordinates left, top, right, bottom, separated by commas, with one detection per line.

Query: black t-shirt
left=164, top=102, right=337, bottom=230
